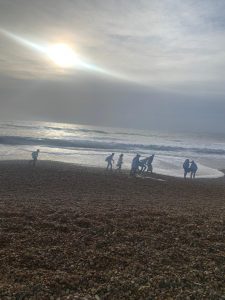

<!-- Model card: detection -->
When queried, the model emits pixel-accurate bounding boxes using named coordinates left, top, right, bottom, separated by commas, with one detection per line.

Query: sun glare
left=47, top=43, right=79, bottom=68
left=1, top=30, right=119, bottom=77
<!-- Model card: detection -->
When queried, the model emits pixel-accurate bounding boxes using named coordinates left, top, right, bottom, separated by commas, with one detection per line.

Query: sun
left=47, top=43, right=79, bottom=68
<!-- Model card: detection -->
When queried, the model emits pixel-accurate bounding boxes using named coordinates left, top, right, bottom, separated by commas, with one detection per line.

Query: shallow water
left=0, top=120, right=224, bottom=178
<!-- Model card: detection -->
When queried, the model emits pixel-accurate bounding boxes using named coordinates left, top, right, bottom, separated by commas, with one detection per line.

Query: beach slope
left=0, top=161, right=225, bottom=299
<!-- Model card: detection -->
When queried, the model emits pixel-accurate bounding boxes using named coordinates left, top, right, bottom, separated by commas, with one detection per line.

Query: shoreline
left=0, top=159, right=224, bottom=180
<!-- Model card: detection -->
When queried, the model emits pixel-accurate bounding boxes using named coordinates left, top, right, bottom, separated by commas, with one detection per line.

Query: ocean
left=0, top=120, right=225, bottom=178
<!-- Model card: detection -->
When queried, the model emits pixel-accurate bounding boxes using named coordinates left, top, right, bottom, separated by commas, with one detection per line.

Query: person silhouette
left=139, top=157, right=149, bottom=173
left=116, top=154, right=124, bottom=171
left=105, top=153, right=115, bottom=170
left=31, top=149, right=40, bottom=167
left=147, top=154, right=155, bottom=173
left=190, top=160, right=198, bottom=179
left=130, top=154, right=141, bottom=176
left=183, top=159, right=190, bottom=179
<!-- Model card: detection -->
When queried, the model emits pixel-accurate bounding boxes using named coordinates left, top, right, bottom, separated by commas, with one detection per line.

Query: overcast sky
left=0, top=0, right=225, bottom=133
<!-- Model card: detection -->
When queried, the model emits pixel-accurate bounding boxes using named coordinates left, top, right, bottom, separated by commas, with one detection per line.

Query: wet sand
left=0, top=160, right=225, bottom=299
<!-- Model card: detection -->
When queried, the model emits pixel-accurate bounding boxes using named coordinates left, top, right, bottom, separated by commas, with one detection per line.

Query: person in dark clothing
left=31, top=149, right=40, bottom=167
left=130, top=154, right=141, bottom=176
left=183, top=159, right=190, bottom=179
left=190, top=160, right=198, bottom=178
left=139, top=157, right=149, bottom=173
left=105, top=153, right=115, bottom=170
left=116, top=154, right=124, bottom=171
left=147, top=154, right=155, bottom=173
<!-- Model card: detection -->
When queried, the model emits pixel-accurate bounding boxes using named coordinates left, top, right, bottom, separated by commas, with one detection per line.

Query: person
left=105, top=153, right=114, bottom=170
left=130, top=154, right=141, bottom=176
left=31, top=149, right=40, bottom=167
left=139, top=157, right=149, bottom=173
left=147, top=154, right=155, bottom=173
left=116, top=154, right=124, bottom=171
left=190, top=160, right=198, bottom=179
left=183, top=159, right=190, bottom=179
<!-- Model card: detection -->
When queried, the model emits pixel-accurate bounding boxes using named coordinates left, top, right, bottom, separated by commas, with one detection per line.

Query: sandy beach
left=0, top=160, right=225, bottom=299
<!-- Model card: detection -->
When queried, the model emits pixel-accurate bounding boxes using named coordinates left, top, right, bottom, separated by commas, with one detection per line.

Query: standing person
left=31, top=149, right=40, bottom=167
left=147, top=154, right=155, bottom=173
left=190, top=161, right=198, bottom=179
left=183, top=159, right=190, bottom=179
left=116, top=154, right=124, bottom=171
left=130, top=154, right=141, bottom=176
left=105, top=153, right=115, bottom=170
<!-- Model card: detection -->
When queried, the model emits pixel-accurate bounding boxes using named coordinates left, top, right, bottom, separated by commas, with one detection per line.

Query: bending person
left=139, top=157, right=149, bottom=173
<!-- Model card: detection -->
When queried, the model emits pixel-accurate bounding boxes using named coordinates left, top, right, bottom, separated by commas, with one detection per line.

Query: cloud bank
left=0, top=0, right=225, bottom=132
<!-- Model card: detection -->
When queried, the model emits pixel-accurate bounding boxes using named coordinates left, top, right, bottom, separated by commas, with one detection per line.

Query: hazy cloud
left=0, top=0, right=225, bottom=132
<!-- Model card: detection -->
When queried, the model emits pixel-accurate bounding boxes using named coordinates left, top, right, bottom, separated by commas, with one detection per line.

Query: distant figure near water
left=116, top=154, right=124, bottom=171
left=183, top=159, right=190, bottom=179
left=105, top=153, right=114, bottom=170
left=147, top=154, right=155, bottom=173
left=138, top=154, right=155, bottom=174
left=31, top=149, right=40, bottom=167
left=139, top=157, right=149, bottom=173
left=190, top=160, right=198, bottom=179
left=130, top=154, right=140, bottom=176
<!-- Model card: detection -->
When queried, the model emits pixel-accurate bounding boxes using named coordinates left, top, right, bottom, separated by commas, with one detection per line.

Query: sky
left=0, top=0, right=225, bottom=133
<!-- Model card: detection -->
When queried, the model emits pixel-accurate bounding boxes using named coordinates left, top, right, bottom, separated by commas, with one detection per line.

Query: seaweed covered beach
left=0, top=161, right=225, bottom=299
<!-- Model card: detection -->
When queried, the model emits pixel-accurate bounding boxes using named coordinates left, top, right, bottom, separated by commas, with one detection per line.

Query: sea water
left=0, top=120, right=224, bottom=178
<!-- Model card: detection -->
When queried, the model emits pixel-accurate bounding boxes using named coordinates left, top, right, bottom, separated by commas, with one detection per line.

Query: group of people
left=105, top=152, right=155, bottom=176
left=105, top=153, right=123, bottom=171
left=183, top=159, right=198, bottom=179
left=31, top=149, right=198, bottom=179
left=130, top=154, right=155, bottom=176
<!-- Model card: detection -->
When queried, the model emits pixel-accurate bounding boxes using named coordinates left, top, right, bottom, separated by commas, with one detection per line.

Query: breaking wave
left=1, top=135, right=225, bottom=155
